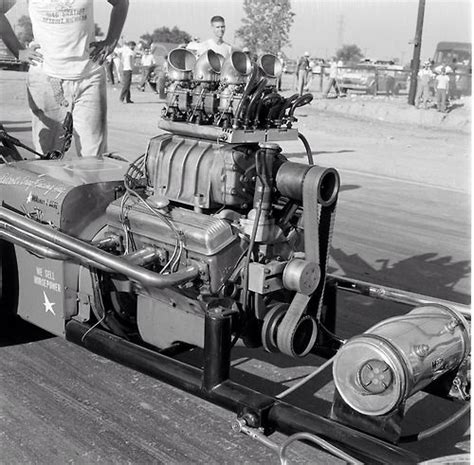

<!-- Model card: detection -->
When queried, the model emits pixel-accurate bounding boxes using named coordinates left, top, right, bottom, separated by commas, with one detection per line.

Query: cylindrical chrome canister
left=332, top=304, right=470, bottom=416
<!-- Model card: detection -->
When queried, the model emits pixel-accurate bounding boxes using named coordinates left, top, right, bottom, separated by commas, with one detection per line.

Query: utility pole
left=337, top=15, right=344, bottom=50
left=408, top=0, right=426, bottom=105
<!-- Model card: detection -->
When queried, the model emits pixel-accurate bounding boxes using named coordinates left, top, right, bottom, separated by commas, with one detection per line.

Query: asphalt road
left=0, top=70, right=470, bottom=464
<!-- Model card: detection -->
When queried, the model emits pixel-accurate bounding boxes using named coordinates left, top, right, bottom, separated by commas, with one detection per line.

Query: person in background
left=415, top=60, right=434, bottom=109
left=305, top=56, right=315, bottom=91
left=119, top=40, right=136, bottom=103
left=296, top=51, right=310, bottom=96
left=186, top=36, right=200, bottom=55
left=276, top=51, right=284, bottom=91
left=0, top=0, right=129, bottom=158
left=435, top=66, right=450, bottom=113
left=105, top=51, right=116, bottom=85
left=323, top=57, right=341, bottom=98
left=448, top=57, right=458, bottom=100
left=112, top=45, right=122, bottom=83
left=195, top=15, right=232, bottom=60
left=137, top=47, right=155, bottom=92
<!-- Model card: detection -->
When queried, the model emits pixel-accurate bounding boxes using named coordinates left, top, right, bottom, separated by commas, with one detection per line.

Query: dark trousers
left=139, top=66, right=153, bottom=89
left=106, top=61, right=115, bottom=84
left=120, top=70, right=133, bottom=102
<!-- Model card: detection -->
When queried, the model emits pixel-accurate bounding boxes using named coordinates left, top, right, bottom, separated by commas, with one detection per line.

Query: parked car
left=283, top=59, right=297, bottom=74
left=337, top=64, right=408, bottom=95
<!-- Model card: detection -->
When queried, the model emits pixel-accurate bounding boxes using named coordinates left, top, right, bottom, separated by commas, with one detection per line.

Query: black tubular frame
left=65, top=308, right=419, bottom=464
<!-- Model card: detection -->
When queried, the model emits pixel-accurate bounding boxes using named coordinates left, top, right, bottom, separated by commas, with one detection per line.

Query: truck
left=433, top=41, right=471, bottom=96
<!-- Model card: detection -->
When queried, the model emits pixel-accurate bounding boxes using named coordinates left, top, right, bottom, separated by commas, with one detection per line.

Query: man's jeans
left=297, top=70, right=307, bottom=96
left=27, top=66, right=107, bottom=158
left=120, top=70, right=133, bottom=103
left=436, top=88, right=447, bottom=112
left=415, top=82, right=431, bottom=108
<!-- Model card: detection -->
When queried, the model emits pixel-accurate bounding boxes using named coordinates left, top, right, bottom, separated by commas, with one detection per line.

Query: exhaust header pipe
left=0, top=206, right=199, bottom=289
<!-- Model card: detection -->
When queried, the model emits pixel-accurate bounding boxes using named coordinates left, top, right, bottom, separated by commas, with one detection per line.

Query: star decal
left=43, top=291, right=56, bottom=316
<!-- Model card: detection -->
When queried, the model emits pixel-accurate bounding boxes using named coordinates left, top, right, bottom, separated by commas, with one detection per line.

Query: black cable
left=399, top=403, right=470, bottom=443
left=318, top=320, right=346, bottom=345
left=298, top=132, right=314, bottom=165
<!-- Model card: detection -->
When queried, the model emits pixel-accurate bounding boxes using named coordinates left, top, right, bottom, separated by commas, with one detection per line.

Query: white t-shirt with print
left=28, top=0, right=100, bottom=80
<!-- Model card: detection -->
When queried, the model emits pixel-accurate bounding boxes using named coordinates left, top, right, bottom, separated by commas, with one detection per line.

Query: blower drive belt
left=276, top=166, right=338, bottom=357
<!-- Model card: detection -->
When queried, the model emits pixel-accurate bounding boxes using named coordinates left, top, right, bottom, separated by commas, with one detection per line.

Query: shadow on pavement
left=331, top=248, right=471, bottom=305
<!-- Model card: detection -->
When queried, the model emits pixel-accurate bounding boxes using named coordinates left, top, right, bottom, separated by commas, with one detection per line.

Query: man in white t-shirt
left=1, top=0, right=129, bottom=158
left=415, top=60, right=434, bottom=109
left=435, top=67, right=450, bottom=113
left=137, top=47, right=155, bottom=92
left=195, top=16, right=232, bottom=60
left=119, top=40, right=136, bottom=103
left=323, top=58, right=341, bottom=98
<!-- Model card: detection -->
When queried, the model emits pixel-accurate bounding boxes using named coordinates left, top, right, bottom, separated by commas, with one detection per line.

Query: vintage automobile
left=0, top=49, right=469, bottom=464
left=338, top=63, right=408, bottom=95
left=310, top=57, right=327, bottom=75
left=282, top=58, right=297, bottom=74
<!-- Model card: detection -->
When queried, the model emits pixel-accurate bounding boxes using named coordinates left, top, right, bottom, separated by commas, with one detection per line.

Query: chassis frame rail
left=66, top=318, right=419, bottom=464
left=329, top=274, right=470, bottom=319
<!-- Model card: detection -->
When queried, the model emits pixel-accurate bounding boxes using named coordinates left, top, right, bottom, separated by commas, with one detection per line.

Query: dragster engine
left=0, top=49, right=469, bottom=463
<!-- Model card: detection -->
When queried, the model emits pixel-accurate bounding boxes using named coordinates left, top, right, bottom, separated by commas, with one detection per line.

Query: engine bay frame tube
left=330, top=274, right=470, bottom=319
left=65, top=319, right=419, bottom=464
left=0, top=206, right=199, bottom=289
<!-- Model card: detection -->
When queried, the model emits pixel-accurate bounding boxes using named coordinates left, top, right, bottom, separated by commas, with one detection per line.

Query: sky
left=7, top=0, right=473, bottom=64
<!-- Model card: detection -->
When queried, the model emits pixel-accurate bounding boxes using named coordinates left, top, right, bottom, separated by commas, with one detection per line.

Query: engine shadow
left=331, top=248, right=471, bottom=305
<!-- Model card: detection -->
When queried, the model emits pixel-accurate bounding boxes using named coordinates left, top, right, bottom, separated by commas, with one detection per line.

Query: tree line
left=12, top=2, right=366, bottom=63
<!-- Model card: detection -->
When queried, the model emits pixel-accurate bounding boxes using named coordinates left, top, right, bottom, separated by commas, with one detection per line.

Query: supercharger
left=0, top=49, right=469, bottom=463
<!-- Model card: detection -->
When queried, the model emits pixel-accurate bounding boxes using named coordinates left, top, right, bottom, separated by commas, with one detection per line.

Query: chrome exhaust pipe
left=0, top=207, right=199, bottom=289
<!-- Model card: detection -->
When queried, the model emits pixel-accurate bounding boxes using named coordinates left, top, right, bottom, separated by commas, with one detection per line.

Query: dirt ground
left=0, top=69, right=471, bottom=464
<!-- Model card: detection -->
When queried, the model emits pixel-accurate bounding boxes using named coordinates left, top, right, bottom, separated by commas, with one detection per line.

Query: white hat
left=304, top=51, right=310, bottom=56
left=242, top=47, right=250, bottom=53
